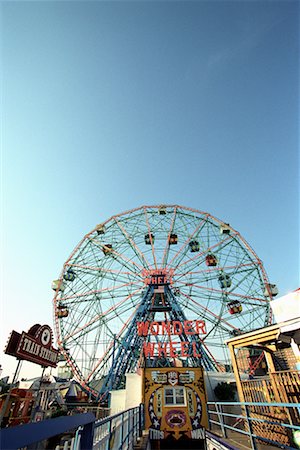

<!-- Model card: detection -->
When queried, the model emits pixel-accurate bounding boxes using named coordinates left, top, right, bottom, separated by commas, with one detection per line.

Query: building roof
left=225, top=317, right=300, bottom=348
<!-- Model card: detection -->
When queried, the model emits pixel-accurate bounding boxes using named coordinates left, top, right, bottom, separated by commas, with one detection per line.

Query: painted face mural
left=165, top=410, right=187, bottom=428
left=144, top=368, right=208, bottom=440
left=168, top=371, right=178, bottom=386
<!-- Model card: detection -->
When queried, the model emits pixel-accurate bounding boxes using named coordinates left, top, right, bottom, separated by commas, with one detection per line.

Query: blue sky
left=1, top=0, right=299, bottom=380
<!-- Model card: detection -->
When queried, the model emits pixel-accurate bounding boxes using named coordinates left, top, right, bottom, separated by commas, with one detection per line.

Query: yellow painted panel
left=143, top=367, right=208, bottom=440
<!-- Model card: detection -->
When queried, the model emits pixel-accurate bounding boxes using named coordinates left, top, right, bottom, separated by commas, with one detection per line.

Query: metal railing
left=0, top=404, right=144, bottom=450
left=93, top=404, right=144, bottom=450
left=0, top=412, right=96, bottom=450
left=207, top=401, right=300, bottom=450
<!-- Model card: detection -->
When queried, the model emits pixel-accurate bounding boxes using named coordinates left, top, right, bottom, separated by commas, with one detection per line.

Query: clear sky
left=1, top=0, right=299, bottom=381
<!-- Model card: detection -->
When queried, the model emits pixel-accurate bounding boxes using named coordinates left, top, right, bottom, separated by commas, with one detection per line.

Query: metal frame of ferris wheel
left=53, top=205, right=275, bottom=400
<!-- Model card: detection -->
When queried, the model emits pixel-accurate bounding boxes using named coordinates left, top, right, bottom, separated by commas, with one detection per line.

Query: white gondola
left=52, top=279, right=65, bottom=292
left=96, top=223, right=105, bottom=235
left=220, top=223, right=231, bottom=234
left=158, top=206, right=167, bottom=215
left=264, top=283, right=278, bottom=297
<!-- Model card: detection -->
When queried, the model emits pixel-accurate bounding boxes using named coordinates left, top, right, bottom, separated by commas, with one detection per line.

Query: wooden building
left=226, top=313, right=300, bottom=447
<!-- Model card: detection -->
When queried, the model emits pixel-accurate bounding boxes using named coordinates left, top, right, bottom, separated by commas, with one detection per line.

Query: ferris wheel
left=52, top=205, right=276, bottom=401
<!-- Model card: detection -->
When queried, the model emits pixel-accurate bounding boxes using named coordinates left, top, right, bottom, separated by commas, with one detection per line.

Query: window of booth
left=164, top=387, right=186, bottom=406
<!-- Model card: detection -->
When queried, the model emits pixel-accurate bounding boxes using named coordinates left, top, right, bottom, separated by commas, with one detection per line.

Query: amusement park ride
left=52, top=205, right=278, bottom=406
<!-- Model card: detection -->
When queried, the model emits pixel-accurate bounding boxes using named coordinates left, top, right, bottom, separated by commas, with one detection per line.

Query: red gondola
left=228, top=301, right=242, bottom=315
left=57, top=305, right=69, bottom=318
left=206, top=254, right=217, bottom=266
left=169, top=234, right=178, bottom=245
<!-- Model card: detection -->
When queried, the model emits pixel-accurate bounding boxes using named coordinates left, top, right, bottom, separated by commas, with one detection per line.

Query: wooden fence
left=240, top=370, right=300, bottom=446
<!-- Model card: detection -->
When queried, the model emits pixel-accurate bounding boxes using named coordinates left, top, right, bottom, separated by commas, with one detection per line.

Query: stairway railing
left=207, top=401, right=300, bottom=450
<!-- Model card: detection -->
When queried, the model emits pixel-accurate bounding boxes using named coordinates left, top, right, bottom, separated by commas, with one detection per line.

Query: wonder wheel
left=52, top=205, right=275, bottom=401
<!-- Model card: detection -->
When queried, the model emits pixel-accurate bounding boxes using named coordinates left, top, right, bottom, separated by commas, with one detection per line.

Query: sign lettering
left=5, top=324, right=59, bottom=368
left=139, top=319, right=206, bottom=358
left=137, top=320, right=206, bottom=336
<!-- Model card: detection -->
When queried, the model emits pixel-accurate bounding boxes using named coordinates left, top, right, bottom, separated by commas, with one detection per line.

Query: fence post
left=139, top=403, right=144, bottom=437
left=245, top=404, right=258, bottom=450
left=107, top=420, right=113, bottom=449
left=220, top=404, right=227, bottom=438
left=80, top=420, right=94, bottom=450
left=134, top=409, right=136, bottom=437
left=215, top=403, right=226, bottom=438
left=127, top=410, right=131, bottom=448
left=121, top=411, right=124, bottom=448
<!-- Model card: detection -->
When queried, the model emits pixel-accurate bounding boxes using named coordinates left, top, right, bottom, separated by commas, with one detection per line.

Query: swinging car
left=158, top=206, right=167, bottom=215
left=189, top=240, right=200, bottom=252
left=57, top=305, right=69, bottom=318
left=220, top=223, right=231, bottom=235
left=264, top=284, right=278, bottom=297
left=218, top=274, right=231, bottom=289
left=227, top=300, right=242, bottom=315
left=145, top=233, right=154, bottom=245
left=64, top=270, right=76, bottom=282
left=96, top=224, right=105, bottom=235
left=169, top=234, right=178, bottom=245
left=52, top=280, right=65, bottom=292
left=102, top=244, right=113, bottom=255
left=206, top=254, right=217, bottom=266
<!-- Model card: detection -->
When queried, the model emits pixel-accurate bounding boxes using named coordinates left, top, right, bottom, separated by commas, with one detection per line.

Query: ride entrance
left=52, top=205, right=275, bottom=402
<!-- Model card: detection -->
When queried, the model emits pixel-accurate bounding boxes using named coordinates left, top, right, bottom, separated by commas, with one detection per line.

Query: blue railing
left=207, top=401, right=300, bottom=450
left=93, top=404, right=144, bottom=449
left=0, top=412, right=96, bottom=450
left=0, top=404, right=144, bottom=450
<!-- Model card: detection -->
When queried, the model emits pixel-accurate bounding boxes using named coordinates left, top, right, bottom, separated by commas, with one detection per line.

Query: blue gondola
left=189, top=240, right=200, bottom=252
left=218, top=273, right=231, bottom=289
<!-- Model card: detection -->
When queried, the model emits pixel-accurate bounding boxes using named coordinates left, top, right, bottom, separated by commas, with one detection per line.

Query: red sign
left=137, top=320, right=207, bottom=358
left=142, top=341, right=202, bottom=358
left=137, top=320, right=207, bottom=336
left=142, top=269, right=174, bottom=285
left=5, top=324, right=59, bottom=368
